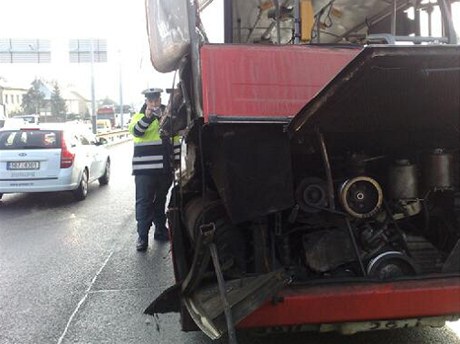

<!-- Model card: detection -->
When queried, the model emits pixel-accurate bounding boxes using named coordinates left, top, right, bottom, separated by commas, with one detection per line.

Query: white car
left=0, top=123, right=110, bottom=201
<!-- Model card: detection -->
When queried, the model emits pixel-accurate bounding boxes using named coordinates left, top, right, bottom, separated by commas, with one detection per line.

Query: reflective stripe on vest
left=133, top=163, right=164, bottom=170
left=129, top=112, right=165, bottom=172
left=129, top=112, right=182, bottom=173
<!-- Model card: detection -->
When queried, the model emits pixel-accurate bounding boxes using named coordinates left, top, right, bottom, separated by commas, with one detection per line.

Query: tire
left=74, top=169, right=88, bottom=201
left=0, top=193, right=3, bottom=200
left=98, top=159, right=110, bottom=186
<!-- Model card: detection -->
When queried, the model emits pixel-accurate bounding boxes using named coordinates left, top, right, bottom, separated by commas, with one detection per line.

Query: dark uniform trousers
left=135, top=172, right=172, bottom=241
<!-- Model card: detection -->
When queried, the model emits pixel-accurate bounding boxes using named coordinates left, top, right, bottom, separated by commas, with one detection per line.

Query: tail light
left=60, top=136, right=75, bottom=168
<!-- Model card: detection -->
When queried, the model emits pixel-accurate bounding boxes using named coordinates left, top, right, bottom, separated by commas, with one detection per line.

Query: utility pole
left=119, top=50, right=124, bottom=128
left=69, top=38, right=107, bottom=133
left=90, top=39, right=97, bottom=134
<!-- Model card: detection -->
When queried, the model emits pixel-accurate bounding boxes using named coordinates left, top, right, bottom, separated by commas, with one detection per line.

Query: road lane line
left=56, top=249, right=115, bottom=344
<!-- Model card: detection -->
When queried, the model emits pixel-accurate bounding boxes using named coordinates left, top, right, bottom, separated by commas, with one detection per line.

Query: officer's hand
left=145, top=108, right=153, bottom=118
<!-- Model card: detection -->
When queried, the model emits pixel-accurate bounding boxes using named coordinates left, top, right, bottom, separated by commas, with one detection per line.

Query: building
left=0, top=81, right=28, bottom=118
left=0, top=78, right=90, bottom=120
left=36, top=79, right=90, bottom=120
left=63, top=90, right=90, bottom=117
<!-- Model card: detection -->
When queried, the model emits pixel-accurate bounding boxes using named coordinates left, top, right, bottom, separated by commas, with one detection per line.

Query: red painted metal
left=200, top=44, right=361, bottom=122
left=238, top=277, right=460, bottom=328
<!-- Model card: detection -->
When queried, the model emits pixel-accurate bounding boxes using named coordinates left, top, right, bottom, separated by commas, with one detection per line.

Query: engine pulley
left=295, top=177, right=328, bottom=213
left=367, top=251, right=419, bottom=279
left=339, top=176, right=383, bottom=218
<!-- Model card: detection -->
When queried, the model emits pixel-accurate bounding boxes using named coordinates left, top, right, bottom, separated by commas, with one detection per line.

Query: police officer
left=129, top=88, right=173, bottom=251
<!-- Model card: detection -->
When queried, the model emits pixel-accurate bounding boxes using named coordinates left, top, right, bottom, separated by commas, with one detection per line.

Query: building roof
left=0, top=79, right=28, bottom=92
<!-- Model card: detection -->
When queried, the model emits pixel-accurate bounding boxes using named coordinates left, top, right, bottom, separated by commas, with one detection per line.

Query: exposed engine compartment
left=178, top=129, right=460, bottom=285
left=173, top=45, right=460, bottom=287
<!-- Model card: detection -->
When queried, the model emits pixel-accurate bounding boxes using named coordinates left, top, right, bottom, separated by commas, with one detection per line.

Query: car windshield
left=0, top=130, right=61, bottom=150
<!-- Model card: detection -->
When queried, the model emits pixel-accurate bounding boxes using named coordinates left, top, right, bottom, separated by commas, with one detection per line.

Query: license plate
left=7, top=161, right=40, bottom=170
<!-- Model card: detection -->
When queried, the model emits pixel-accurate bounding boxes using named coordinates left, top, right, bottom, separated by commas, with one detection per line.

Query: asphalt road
left=0, top=141, right=459, bottom=344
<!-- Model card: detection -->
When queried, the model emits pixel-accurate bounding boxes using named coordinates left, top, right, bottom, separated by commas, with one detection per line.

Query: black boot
left=153, top=229, right=169, bottom=242
left=136, top=237, right=148, bottom=251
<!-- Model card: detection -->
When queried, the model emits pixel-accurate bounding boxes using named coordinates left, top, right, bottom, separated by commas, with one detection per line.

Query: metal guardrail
left=96, top=129, right=131, bottom=144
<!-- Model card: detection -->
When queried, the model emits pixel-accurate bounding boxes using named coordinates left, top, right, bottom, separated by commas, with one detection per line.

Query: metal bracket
left=201, top=223, right=239, bottom=344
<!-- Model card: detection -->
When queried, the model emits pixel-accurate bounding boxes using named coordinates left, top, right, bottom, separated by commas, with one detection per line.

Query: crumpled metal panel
left=146, top=0, right=190, bottom=73
left=197, top=0, right=214, bottom=11
left=184, top=270, right=288, bottom=339
left=145, top=0, right=216, bottom=73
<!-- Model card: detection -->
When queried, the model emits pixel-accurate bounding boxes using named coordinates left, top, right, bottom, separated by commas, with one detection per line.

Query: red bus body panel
left=239, top=277, right=460, bottom=328
left=193, top=44, right=460, bottom=334
left=200, top=44, right=361, bottom=122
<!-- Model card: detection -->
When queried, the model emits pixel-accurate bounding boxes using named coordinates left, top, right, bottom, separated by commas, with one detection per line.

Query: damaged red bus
left=144, top=0, right=460, bottom=342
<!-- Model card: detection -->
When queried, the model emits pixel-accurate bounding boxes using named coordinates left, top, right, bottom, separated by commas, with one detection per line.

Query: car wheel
left=74, top=169, right=88, bottom=201
left=98, top=159, right=110, bottom=186
left=0, top=193, right=3, bottom=200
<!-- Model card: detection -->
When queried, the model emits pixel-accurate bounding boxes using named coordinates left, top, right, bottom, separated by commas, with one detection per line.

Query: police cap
left=142, top=88, right=163, bottom=100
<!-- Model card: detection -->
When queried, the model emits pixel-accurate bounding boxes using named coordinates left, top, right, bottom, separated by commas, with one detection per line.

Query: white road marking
left=56, top=249, right=115, bottom=344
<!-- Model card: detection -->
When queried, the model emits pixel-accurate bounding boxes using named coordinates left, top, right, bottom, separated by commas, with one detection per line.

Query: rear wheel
left=74, top=169, right=88, bottom=201
left=98, top=159, right=110, bottom=186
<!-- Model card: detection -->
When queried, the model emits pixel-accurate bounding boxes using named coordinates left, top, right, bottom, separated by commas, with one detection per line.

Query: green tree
left=22, top=79, right=45, bottom=115
left=50, top=83, right=67, bottom=120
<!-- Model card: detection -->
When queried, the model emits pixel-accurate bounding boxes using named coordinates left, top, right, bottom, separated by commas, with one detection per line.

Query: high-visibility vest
left=129, top=111, right=180, bottom=175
